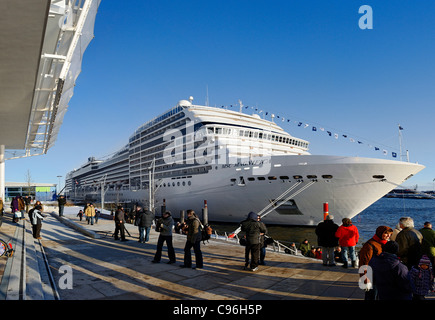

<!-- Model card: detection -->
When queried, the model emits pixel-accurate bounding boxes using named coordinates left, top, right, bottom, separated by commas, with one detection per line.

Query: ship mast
left=398, top=124, right=409, bottom=162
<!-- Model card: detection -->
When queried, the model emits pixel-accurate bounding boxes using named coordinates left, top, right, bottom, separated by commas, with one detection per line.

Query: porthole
left=293, top=175, right=303, bottom=179
left=307, top=175, right=317, bottom=179
left=268, top=176, right=277, bottom=180
left=322, top=175, right=333, bottom=179
left=373, top=175, right=385, bottom=179
left=279, top=176, right=289, bottom=180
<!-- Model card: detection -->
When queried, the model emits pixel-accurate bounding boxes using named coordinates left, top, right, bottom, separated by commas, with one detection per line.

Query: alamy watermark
left=358, top=265, right=373, bottom=290
left=162, top=119, right=274, bottom=175
left=359, top=5, right=373, bottom=30
left=58, top=265, right=73, bottom=290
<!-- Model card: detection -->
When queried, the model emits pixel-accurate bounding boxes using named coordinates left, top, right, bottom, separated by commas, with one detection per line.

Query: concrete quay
left=1, top=207, right=366, bottom=304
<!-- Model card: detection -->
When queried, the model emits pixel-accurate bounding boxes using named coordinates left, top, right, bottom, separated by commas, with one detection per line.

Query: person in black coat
left=57, top=195, right=66, bottom=217
left=315, top=215, right=339, bottom=266
left=240, top=212, right=267, bottom=272
left=368, top=241, right=412, bottom=300
left=114, top=206, right=127, bottom=241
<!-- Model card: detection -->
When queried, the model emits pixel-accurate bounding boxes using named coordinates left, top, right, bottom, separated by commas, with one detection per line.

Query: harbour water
left=209, top=197, right=435, bottom=249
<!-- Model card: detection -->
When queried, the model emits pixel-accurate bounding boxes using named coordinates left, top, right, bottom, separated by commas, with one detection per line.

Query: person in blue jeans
left=135, top=204, right=154, bottom=243
left=335, top=218, right=359, bottom=268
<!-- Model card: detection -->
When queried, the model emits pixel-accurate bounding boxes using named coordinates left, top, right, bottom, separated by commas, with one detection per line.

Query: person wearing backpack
left=180, top=210, right=203, bottom=269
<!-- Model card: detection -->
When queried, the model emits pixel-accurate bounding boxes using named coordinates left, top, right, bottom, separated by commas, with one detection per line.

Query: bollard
left=323, top=202, right=329, bottom=220
left=202, top=200, right=208, bottom=225
left=180, top=210, right=185, bottom=224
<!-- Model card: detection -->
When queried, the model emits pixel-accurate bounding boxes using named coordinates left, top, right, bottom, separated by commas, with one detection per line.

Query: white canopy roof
left=0, top=0, right=101, bottom=159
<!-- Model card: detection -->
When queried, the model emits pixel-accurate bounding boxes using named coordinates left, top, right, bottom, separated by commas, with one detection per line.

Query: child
left=77, top=209, right=83, bottom=221
left=408, top=255, right=434, bottom=300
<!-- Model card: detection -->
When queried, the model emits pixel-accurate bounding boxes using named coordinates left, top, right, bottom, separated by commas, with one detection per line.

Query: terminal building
left=4, top=182, right=57, bottom=202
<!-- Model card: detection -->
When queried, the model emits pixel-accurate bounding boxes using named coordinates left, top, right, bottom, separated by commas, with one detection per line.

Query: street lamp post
left=57, top=175, right=62, bottom=195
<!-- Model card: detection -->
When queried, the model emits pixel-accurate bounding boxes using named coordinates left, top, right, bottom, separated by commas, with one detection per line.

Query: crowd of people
left=313, top=214, right=435, bottom=300
left=114, top=204, right=204, bottom=269
left=4, top=194, right=433, bottom=300
left=1, top=195, right=46, bottom=239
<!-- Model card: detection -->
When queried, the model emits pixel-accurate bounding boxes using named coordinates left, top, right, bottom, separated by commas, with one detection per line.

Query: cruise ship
left=65, top=97, right=425, bottom=226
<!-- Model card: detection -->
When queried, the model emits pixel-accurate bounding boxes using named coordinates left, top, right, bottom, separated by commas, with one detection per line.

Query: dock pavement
left=0, top=206, right=370, bottom=307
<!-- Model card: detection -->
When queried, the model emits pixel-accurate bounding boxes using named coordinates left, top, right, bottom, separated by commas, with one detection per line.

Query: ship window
left=293, top=175, right=303, bottom=179
left=257, top=177, right=266, bottom=181
left=248, top=177, right=255, bottom=181
left=259, top=133, right=263, bottom=139
left=279, top=176, right=290, bottom=180
left=268, top=176, right=277, bottom=180
left=322, top=175, right=333, bottom=179
left=239, top=130, right=244, bottom=136
left=239, top=177, right=246, bottom=186
left=307, top=175, right=317, bottom=179
left=216, top=127, right=222, bottom=134
left=188, top=181, right=191, bottom=186
left=208, top=127, right=214, bottom=134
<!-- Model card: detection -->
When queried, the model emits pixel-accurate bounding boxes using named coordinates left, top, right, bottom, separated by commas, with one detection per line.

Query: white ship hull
left=97, top=154, right=424, bottom=226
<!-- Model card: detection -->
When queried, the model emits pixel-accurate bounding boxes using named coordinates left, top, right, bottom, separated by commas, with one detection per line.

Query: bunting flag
left=217, top=103, right=401, bottom=159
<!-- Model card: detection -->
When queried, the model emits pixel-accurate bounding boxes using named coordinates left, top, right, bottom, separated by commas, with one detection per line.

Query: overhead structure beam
left=0, top=0, right=101, bottom=160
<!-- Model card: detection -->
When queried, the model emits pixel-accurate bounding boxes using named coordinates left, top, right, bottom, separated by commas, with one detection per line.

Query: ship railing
left=209, top=230, right=302, bottom=255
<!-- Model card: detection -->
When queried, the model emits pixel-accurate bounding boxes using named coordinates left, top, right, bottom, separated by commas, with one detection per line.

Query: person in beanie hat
left=408, top=255, right=434, bottom=300
left=369, top=241, right=412, bottom=300
left=240, top=211, right=267, bottom=271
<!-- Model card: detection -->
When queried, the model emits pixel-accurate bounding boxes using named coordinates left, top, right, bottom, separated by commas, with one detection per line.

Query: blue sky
left=5, top=0, right=435, bottom=191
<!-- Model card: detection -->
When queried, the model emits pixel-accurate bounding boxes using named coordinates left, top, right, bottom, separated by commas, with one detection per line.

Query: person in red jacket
left=335, top=218, right=360, bottom=268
